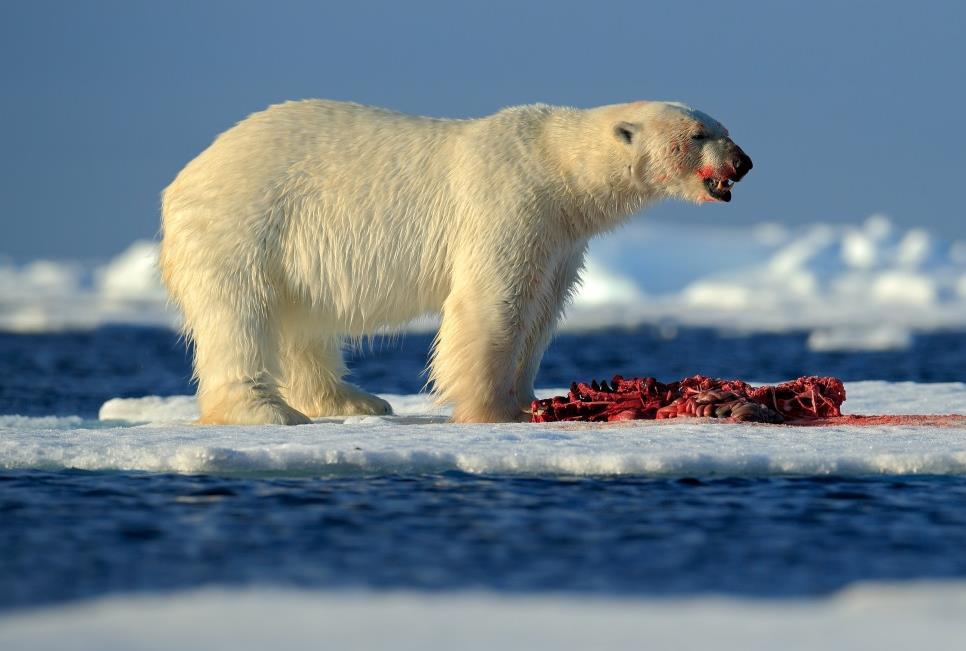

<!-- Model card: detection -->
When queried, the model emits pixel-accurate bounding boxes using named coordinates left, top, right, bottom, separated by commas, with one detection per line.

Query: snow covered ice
left=0, top=381, right=965, bottom=478
left=3, top=583, right=966, bottom=651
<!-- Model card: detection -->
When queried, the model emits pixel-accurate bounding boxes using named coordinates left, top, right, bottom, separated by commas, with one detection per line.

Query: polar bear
left=160, top=99, right=751, bottom=425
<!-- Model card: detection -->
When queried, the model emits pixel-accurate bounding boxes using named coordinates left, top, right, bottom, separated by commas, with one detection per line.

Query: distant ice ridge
left=0, top=240, right=174, bottom=332
left=4, top=215, right=966, bottom=342
left=570, top=214, right=966, bottom=347
left=4, top=582, right=966, bottom=651
left=3, top=382, right=966, bottom=478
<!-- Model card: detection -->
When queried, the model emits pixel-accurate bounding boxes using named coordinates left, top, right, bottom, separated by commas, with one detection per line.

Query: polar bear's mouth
left=704, top=177, right=735, bottom=202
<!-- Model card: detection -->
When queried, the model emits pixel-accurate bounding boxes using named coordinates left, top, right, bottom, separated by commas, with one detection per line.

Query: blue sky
left=2, top=0, right=965, bottom=260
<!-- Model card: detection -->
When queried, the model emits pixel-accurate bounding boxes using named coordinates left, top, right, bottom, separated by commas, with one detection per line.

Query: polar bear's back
left=163, top=100, right=463, bottom=216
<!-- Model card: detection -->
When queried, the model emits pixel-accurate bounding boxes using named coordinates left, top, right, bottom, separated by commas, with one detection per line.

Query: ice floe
left=2, top=582, right=966, bottom=651
left=2, top=382, right=966, bottom=478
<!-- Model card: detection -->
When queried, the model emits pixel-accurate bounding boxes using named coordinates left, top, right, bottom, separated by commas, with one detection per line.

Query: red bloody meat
left=530, top=375, right=846, bottom=424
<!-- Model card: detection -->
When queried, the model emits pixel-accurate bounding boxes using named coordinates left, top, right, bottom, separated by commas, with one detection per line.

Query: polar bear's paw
left=199, top=387, right=312, bottom=426
left=294, top=383, right=393, bottom=418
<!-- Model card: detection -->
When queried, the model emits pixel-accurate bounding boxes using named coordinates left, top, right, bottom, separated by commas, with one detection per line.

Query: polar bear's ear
left=613, top=122, right=639, bottom=145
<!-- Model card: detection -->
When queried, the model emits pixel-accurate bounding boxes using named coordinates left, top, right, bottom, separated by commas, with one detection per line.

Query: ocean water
left=5, top=470, right=966, bottom=612
left=4, top=325, right=966, bottom=419
left=3, top=326, right=966, bottom=613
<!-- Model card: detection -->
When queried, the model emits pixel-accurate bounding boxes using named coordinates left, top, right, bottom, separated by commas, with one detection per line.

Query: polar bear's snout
left=730, top=145, right=753, bottom=182
left=702, top=141, right=753, bottom=203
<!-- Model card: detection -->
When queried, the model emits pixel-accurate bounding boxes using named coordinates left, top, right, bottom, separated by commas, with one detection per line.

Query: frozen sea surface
left=2, top=381, right=966, bottom=477
left=4, top=583, right=966, bottom=651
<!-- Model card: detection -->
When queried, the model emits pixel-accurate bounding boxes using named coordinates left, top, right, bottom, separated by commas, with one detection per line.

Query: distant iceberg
left=0, top=239, right=175, bottom=332
left=568, top=214, right=966, bottom=334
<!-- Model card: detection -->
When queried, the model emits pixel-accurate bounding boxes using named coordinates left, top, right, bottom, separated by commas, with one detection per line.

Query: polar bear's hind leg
left=187, top=297, right=312, bottom=426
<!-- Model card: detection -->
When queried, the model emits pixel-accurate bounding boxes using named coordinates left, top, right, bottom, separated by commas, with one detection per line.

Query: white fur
left=160, top=99, right=740, bottom=424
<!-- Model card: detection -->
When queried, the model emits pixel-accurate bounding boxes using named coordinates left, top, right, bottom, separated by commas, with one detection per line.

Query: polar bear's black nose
left=731, top=147, right=753, bottom=181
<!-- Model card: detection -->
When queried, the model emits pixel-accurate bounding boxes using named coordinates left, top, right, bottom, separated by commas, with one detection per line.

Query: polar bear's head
left=612, top=101, right=752, bottom=204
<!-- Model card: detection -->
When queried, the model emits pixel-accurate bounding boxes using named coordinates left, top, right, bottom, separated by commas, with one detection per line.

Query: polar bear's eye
left=614, top=122, right=637, bottom=145
left=692, top=132, right=708, bottom=141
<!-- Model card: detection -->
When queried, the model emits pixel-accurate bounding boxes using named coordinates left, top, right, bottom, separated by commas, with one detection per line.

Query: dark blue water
left=3, top=325, right=965, bottom=418
left=2, top=326, right=966, bottom=611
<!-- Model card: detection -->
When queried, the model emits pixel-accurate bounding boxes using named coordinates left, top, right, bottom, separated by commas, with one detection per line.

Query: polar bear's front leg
left=430, top=279, right=530, bottom=423
left=513, top=245, right=588, bottom=412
